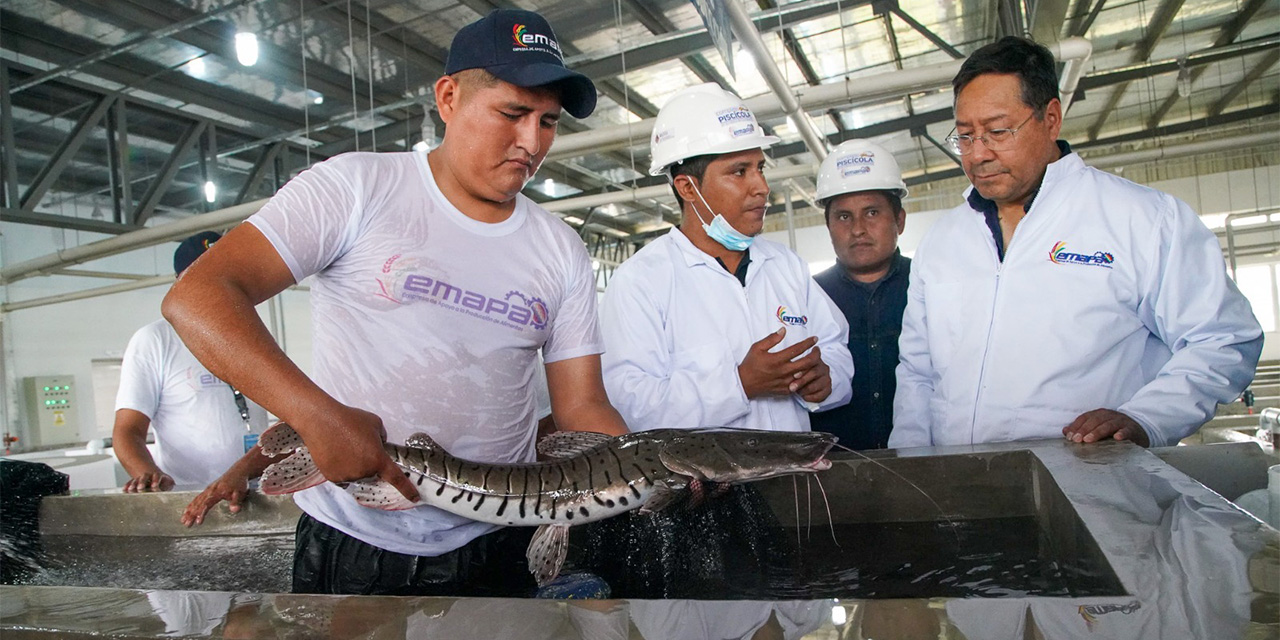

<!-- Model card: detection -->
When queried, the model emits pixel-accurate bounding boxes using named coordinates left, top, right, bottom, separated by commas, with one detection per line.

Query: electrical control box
left=22, top=375, right=81, bottom=448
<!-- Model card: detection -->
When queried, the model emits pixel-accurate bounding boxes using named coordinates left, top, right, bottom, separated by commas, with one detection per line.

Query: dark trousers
left=291, top=513, right=536, bottom=597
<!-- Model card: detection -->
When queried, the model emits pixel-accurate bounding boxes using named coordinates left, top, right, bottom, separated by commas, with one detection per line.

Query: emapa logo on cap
left=445, top=9, right=597, bottom=119
left=512, top=23, right=562, bottom=58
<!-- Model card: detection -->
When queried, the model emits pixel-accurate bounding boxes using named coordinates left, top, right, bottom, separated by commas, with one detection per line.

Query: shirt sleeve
left=115, top=323, right=165, bottom=419
left=890, top=249, right=936, bottom=448
left=245, top=154, right=367, bottom=283
left=599, top=264, right=751, bottom=430
left=798, top=265, right=853, bottom=412
left=1118, top=195, right=1264, bottom=447
left=542, top=230, right=605, bottom=364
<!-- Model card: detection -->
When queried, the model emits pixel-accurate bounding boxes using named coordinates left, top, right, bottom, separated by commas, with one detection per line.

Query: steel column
left=104, top=98, right=133, bottom=224
left=0, top=63, right=19, bottom=209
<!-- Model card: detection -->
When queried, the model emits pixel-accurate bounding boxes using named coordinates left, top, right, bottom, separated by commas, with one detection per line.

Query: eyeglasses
left=945, top=113, right=1036, bottom=155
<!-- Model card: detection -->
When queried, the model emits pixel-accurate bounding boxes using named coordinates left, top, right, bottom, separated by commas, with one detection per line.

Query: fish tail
left=259, top=424, right=325, bottom=495
left=259, top=422, right=305, bottom=457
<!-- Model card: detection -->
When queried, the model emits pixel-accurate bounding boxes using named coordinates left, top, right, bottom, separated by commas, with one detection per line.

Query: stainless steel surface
left=3, top=439, right=1277, bottom=639
left=1150, top=441, right=1275, bottom=501
left=39, top=489, right=301, bottom=538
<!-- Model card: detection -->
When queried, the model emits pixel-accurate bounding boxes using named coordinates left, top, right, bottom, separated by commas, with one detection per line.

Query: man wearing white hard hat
left=598, top=83, right=853, bottom=433
left=809, top=140, right=910, bottom=450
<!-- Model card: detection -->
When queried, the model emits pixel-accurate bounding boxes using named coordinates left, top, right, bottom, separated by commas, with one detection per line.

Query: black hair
left=823, top=190, right=904, bottom=225
left=667, top=154, right=717, bottom=206
left=952, top=37, right=1059, bottom=116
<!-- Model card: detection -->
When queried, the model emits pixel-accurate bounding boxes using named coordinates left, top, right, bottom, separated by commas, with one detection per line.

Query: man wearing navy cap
left=166, top=10, right=627, bottom=596
left=114, top=231, right=269, bottom=493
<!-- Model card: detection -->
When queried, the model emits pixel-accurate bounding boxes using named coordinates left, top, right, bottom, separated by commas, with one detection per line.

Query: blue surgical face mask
left=685, top=179, right=755, bottom=252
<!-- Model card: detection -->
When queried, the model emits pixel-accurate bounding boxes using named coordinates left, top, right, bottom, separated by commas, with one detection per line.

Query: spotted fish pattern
left=259, top=424, right=836, bottom=585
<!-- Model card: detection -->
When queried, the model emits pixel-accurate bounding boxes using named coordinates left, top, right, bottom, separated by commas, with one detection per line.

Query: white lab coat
left=891, top=152, right=1262, bottom=448
left=601, top=229, right=853, bottom=432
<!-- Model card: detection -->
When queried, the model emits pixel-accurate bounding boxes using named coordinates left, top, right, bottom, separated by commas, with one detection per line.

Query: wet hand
left=302, top=405, right=421, bottom=504
left=738, top=328, right=821, bottom=399
left=124, top=470, right=174, bottom=493
left=1062, top=409, right=1150, bottom=447
left=181, top=470, right=249, bottom=527
left=789, top=347, right=832, bottom=403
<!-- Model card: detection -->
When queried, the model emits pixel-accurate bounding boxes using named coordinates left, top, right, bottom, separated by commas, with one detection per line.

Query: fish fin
left=345, top=478, right=421, bottom=511
left=658, top=448, right=711, bottom=480
left=536, top=431, right=613, bottom=459
left=260, top=449, right=326, bottom=495
left=527, top=524, right=571, bottom=586
left=259, top=422, right=305, bottom=456
left=640, top=479, right=689, bottom=514
left=404, top=432, right=440, bottom=450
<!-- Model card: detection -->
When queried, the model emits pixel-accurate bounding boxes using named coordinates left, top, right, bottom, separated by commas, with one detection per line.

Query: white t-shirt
left=115, top=319, right=269, bottom=487
left=246, top=149, right=602, bottom=556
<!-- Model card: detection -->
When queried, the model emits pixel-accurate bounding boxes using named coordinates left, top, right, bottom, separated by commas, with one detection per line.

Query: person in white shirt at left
left=600, top=83, right=853, bottom=433
left=113, top=231, right=268, bottom=491
left=891, top=37, right=1262, bottom=450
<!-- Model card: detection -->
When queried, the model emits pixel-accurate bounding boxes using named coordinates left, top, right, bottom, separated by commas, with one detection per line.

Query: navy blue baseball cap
left=444, top=10, right=597, bottom=119
left=173, top=231, right=221, bottom=275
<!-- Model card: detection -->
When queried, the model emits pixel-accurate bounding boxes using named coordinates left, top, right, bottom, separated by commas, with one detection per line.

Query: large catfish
left=258, top=424, right=836, bottom=585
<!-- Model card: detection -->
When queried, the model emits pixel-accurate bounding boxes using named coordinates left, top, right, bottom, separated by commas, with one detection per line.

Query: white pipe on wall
left=1, top=275, right=174, bottom=312
left=2, top=198, right=268, bottom=284
left=723, top=0, right=829, bottom=161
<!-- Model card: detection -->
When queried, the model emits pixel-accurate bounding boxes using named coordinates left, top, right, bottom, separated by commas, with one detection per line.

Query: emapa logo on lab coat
left=1049, top=241, right=1115, bottom=268
left=776, top=306, right=808, bottom=326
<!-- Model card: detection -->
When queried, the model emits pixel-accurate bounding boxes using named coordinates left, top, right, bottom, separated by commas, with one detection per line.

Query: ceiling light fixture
left=235, top=32, right=259, bottom=67
left=1176, top=58, right=1191, bottom=98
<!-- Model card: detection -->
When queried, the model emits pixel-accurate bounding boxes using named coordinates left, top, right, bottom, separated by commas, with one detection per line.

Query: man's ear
left=435, top=75, right=461, bottom=125
left=895, top=208, right=907, bottom=234
left=1042, top=97, right=1063, bottom=140
left=673, top=175, right=700, bottom=205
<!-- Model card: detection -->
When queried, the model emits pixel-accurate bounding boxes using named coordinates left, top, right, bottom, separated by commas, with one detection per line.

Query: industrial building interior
left=1, top=0, right=1279, bottom=637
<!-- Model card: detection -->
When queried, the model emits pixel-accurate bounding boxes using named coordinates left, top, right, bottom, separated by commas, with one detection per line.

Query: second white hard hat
left=815, top=139, right=909, bottom=205
left=648, top=83, right=780, bottom=176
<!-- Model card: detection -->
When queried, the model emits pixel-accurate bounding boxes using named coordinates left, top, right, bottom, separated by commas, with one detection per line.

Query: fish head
left=655, top=429, right=836, bottom=483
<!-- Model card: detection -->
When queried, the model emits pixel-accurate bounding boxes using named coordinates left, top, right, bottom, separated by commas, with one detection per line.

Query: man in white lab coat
left=599, top=84, right=854, bottom=432
left=891, top=37, right=1262, bottom=449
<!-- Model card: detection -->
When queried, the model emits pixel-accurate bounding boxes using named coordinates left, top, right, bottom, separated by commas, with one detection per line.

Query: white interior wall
left=1, top=224, right=312, bottom=445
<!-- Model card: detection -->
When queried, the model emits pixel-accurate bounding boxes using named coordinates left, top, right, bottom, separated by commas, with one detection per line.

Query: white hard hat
left=648, top=83, right=781, bottom=176
left=815, top=139, right=909, bottom=205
